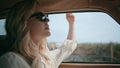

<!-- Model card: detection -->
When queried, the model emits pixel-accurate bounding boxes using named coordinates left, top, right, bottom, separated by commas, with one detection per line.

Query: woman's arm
left=66, top=13, right=75, bottom=40
left=53, top=13, right=77, bottom=67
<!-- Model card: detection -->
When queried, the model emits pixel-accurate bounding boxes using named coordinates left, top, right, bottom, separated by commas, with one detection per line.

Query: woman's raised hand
left=66, top=13, right=75, bottom=25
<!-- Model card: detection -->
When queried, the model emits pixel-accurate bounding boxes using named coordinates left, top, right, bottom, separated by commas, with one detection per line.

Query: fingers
left=66, top=13, right=73, bottom=16
left=66, top=13, right=75, bottom=24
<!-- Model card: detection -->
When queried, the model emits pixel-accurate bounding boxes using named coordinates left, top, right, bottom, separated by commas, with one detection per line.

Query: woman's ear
left=26, top=18, right=35, bottom=32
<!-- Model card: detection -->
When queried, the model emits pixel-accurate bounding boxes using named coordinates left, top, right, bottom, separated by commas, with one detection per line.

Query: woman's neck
left=31, top=35, right=43, bottom=45
left=30, top=33, right=49, bottom=52
left=38, top=39, right=48, bottom=51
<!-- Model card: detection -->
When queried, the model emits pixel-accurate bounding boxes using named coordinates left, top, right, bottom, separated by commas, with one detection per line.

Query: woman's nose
left=44, top=22, right=49, bottom=26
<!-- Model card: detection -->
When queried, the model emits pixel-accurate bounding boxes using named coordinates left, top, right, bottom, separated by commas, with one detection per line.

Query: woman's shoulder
left=0, top=52, right=20, bottom=59
left=0, top=52, right=26, bottom=64
left=0, top=52, right=30, bottom=68
left=0, top=52, right=17, bottom=59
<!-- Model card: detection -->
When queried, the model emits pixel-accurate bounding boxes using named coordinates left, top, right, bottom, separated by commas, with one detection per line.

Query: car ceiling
left=0, top=0, right=120, bottom=23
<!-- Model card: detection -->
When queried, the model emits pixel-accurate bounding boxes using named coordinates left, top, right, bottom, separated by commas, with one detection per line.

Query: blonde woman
left=0, top=0, right=77, bottom=68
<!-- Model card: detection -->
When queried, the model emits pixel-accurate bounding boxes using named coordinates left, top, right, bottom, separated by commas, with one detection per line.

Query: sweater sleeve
left=0, top=52, right=31, bottom=68
left=53, top=40, right=77, bottom=67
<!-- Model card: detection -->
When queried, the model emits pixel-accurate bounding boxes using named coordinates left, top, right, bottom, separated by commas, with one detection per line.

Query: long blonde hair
left=5, top=0, right=49, bottom=67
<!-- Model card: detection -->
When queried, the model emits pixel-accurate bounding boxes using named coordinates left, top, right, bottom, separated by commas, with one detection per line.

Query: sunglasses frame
left=29, top=12, right=49, bottom=22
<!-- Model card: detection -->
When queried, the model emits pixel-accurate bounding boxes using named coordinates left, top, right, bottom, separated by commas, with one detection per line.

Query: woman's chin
left=46, top=32, right=51, bottom=37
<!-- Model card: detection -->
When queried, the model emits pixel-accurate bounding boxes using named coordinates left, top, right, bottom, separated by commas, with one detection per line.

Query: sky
left=47, top=12, right=120, bottom=43
left=0, top=12, right=120, bottom=43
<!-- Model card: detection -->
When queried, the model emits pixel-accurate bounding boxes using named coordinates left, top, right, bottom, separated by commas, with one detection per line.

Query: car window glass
left=0, top=19, right=6, bottom=35
left=48, top=12, right=120, bottom=63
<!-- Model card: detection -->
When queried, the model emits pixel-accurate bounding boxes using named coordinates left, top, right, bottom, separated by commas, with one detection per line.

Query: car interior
left=0, top=0, right=120, bottom=68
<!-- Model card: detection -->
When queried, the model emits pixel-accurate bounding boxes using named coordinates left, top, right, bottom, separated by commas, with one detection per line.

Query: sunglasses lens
left=44, top=18, right=49, bottom=22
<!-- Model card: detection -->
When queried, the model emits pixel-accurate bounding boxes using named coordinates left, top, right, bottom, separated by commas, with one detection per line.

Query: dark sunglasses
left=29, top=12, right=49, bottom=22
